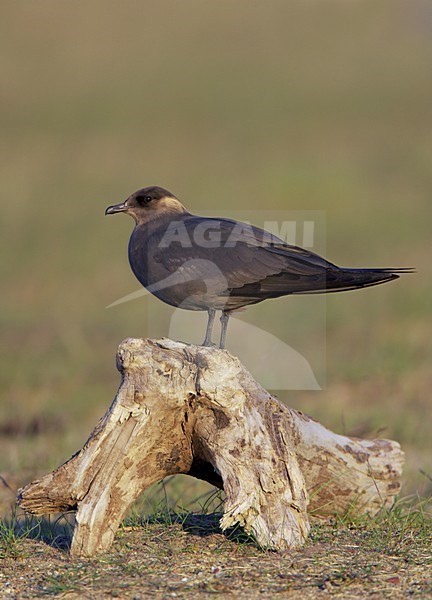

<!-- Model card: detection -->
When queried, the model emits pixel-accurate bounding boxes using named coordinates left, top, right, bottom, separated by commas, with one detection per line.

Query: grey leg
left=219, top=311, right=230, bottom=349
left=202, top=309, right=216, bottom=346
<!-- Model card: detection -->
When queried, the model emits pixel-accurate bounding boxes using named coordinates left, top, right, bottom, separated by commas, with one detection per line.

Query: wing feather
left=150, top=216, right=408, bottom=305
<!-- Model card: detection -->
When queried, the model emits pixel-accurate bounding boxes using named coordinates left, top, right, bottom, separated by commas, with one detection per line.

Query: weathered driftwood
left=18, top=338, right=404, bottom=557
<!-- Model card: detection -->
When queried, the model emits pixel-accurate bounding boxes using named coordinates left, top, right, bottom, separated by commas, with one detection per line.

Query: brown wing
left=151, top=216, right=408, bottom=307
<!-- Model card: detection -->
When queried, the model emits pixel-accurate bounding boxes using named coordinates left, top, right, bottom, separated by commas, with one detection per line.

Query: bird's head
left=105, top=186, right=188, bottom=224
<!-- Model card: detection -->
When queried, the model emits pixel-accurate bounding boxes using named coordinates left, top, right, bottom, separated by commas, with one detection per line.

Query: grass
left=0, top=495, right=431, bottom=598
left=0, top=510, right=74, bottom=560
left=0, top=517, right=26, bottom=561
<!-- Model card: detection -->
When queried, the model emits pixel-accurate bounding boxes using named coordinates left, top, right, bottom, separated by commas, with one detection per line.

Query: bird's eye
left=136, top=195, right=152, bottom=206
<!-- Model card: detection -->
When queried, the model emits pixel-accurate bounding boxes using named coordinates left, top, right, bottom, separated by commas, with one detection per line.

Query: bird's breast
left=128, top=224, right=224, bottom=311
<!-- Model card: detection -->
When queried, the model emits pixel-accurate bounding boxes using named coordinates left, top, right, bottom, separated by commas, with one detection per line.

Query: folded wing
left=152, top=216, right=413, bottom=306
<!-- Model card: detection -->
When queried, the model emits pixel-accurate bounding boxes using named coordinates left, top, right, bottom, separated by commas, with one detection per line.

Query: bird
left=105, top=186, right=413, bottom=349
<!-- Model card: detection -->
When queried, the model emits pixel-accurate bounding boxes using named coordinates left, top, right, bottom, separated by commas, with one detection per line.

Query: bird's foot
left=201, top=340, right=217, bottom=348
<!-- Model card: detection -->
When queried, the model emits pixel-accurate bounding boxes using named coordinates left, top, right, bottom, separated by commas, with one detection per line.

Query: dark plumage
left=106, top=186, right=413, bottom=348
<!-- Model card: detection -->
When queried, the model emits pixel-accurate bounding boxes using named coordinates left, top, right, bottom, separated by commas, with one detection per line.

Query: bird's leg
left=202, top=309, right=216, bottom=346
left=219, top=311, right=230, bottom=349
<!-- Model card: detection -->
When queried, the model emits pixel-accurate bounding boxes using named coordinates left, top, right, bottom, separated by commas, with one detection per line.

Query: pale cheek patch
left=157, top=197, right=188, bottom=214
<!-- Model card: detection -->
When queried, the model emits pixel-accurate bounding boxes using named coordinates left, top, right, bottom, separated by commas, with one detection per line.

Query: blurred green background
left=1, top=0, right=431, bottom=509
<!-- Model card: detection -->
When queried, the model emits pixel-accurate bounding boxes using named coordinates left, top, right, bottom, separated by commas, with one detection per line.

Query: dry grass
left=0, top=501, right=431, bottom=598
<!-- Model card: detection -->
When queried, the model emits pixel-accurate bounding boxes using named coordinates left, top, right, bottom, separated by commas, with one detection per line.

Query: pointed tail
left=290, top=267, right=416, bottom=295
left=321, top=267, right=415, bottom=294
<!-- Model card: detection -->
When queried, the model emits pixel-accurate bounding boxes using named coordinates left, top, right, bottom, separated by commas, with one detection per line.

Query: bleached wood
left=18, top=338, right=403, bottom=557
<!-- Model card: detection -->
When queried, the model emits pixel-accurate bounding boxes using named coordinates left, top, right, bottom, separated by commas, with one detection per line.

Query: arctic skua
left=106, top=186, right=413, bottom=348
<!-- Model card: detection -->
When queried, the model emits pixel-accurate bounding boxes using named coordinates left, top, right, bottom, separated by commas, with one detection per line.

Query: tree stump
left=17, top=338, right=404, bottom=557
